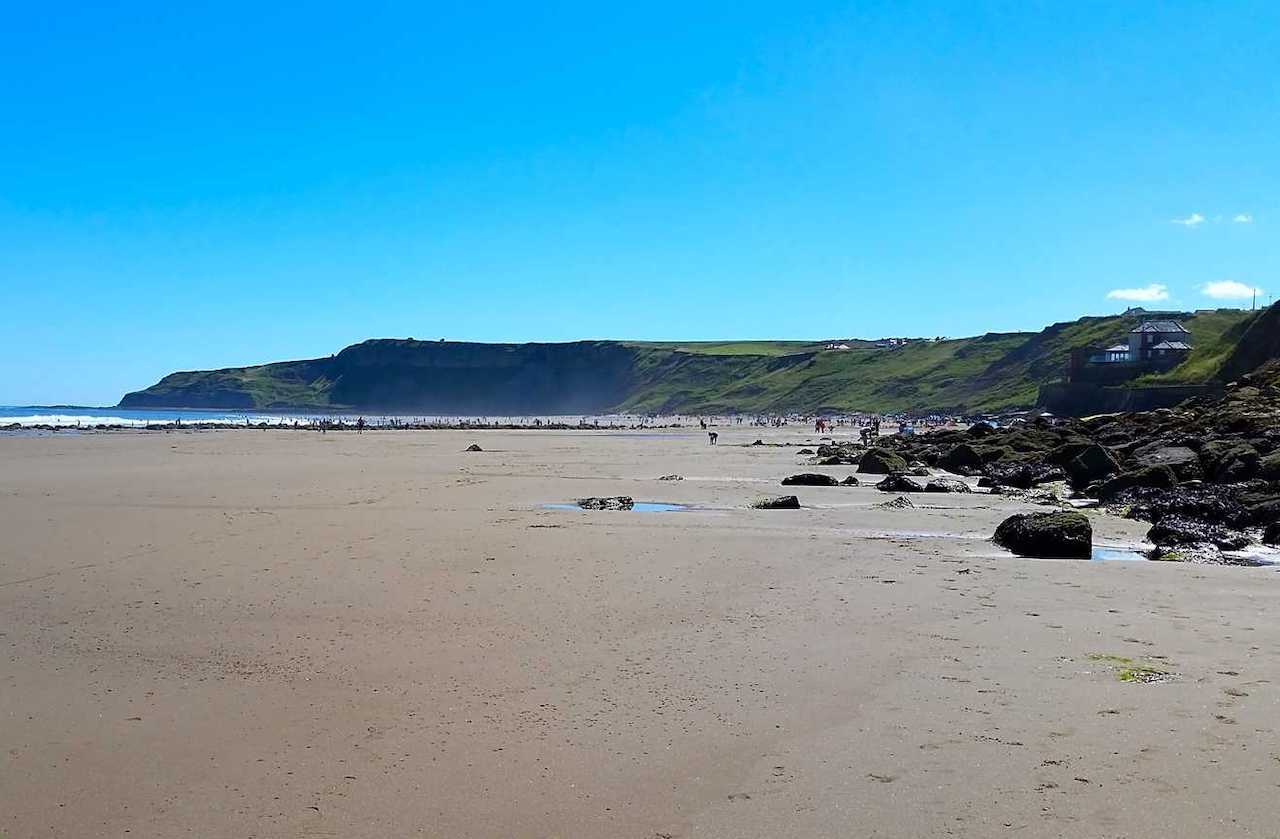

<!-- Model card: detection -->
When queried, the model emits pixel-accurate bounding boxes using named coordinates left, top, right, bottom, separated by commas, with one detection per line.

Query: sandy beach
left=2, top=427, right=1278, bottom=838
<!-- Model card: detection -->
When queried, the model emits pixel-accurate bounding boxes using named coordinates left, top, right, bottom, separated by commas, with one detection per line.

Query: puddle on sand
left=542, top=502, right=691, bottom=513
left=1091, top=546, right=1150, bottom=562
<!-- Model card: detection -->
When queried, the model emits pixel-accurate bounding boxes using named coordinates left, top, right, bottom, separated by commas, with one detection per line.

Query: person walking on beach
left=356, top=416, right=365, bottom=434
left=708, top=431, right=718, bottom=445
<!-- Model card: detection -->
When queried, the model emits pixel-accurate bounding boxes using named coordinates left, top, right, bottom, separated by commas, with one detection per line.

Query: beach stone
left=1263, top=523, right=1280, bottom=545
left=925, top=477, right=971, bottom=493
left=657, top=474, right=683, bottom=481
left=464, top=443, right=483, bottom=452
left=1247, top=498, right=1280, bottom=525
left=879, top=495, right=915, bottom=509
left=577, top=496, right=633, bottom=511
left=840, top=475, right=860, bottom=486
left=993, top=511, right=1092, bottom=558
left=1200, top=441, right=1260, bottom=483
left=875, top=474, right=926, bottom=493
left=1259, top=451, right=1280, bottom=480
left=858, top=448, right=908, bottom=474
left=752, top=495, right=800, bottom=510
left=781, top=473, right=839, bottom=486
left=967, top=421, right=996, bottom=437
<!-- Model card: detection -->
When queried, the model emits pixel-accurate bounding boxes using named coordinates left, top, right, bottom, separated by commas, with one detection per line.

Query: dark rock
left=465, top=443, right=483, bottom=452
left=797, top=448, right=815, bottom=455
left=875, top=474, right=926, bottom=493
left=857, top=448, right=909, bottom=474
left=1047, top=440, right=1093, bottom=466
left=993, top=511, right=1092, bottom=558
left=658, top=474, right=683, bottom=481
left=1120, top=484, right=1250, bottom=528
left=908, top=467, right=931, bottom=477
left=577, top=496, right=633, bottom=510
left=977, top=476, right=996, bottom=488
left=925, top=478, right=971, bottom=493
left=940, top=443, right=983, bottom=473
left=1066, top=445, right=1121, bottom=488
left=968, top=421, right=996, bottom=437
left=1263, top=523, right=1280, bottom=545
left=752, top=495, right=800, bottom=510
left=1247, top=498, right=1280, bottom=525
left=1099, top=465, right=1179, bottom=501
left=840, top=475, right=860, bottom=486
left=781, top=473, right=840, bottom=486
left=1147, top=515, right=1251, bottom=551
left=1200, top=441, right=1260, bottom=483
left=983, top=461, right=1064, bottom=490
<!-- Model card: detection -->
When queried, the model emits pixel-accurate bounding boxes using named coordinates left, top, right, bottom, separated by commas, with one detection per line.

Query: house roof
left=1131, top=320, right=1190, bottom=334
left=1105, top=344, right=1130, bottom=352
left=1151, top=340, right=1193, bottom=351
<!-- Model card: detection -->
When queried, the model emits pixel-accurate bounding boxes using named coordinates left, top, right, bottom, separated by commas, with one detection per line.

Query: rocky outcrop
left=876, top=475, right=926, bottom=493
left=925, top=477, right=971, bottom=493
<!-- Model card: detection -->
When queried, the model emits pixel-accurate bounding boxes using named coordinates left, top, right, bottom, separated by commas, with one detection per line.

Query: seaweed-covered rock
left=1147, top=515, right=1251, bottom=551
left=1120, top=484, right=1251, bottom=528
left=1260, top=451, right=1280, bottom=481
left=876, top=474, right=926, bottom=493
left=1247, top=498, right=1280, bottom=525
left=1200, top=441, right=1260, bottom=483
left=857, top=448, right=909, bottom=474
left=752, top=495, right=800, bottom=510
left=1263, top=522, right=1280, bottom=545
left=781, top=473, right=840, bottom=486
left=840, top=475, right=860, bottom=486
left=993, top=511, right=1092, bottom=558
left=1099, top=465, right=1179, bottom=501
left=968, top=421, right=996, bottom=437
left=925, top=477, right=971, bottom=493
left=939, top=443, right=983, bottom=474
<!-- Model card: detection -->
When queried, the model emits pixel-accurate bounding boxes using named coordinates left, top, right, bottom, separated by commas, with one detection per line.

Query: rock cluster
left=878, top=368, right=1280, bottom=562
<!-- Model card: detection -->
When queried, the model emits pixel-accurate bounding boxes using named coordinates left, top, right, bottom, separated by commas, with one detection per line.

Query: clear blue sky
left=2, top=1, right=1276, bottom=405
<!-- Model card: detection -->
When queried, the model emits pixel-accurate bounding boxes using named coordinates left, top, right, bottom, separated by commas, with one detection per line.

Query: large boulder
left=1066, top=445, right=1121, bottom=488
left=1130, top=443, right=1203, bottom=481
left=1247, top=498, right=1280, bottom=525
left=1147, top=515, right=1251, bottom=551
left=1263, top=522, right=1280, bottom=546
left=967, top=421, right=996, bottom=437
left=1260, top=451, right=1280, bottom=481
left=858, top=448, right=909, bottom=474
left=939, top=443, right=983, bottom=474
left=875, top=474, right=926, bottom=493
left=993, top=511, right=1093, bottom=558
left=984, top=461, right=1066, bottom=490
left=1200, top=442, right=1261, bottom=483
left=925, top=477, right=972, bottom=493
left=781, top=473, right=840, bottom=486
left=752, top=495, right=800, bottom=510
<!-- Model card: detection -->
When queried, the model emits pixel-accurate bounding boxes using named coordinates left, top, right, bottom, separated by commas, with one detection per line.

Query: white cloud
left=1107, top=283, right=1170, bottom=302
left=1233, top=213, right=1254, bottom=224
left=1172, top=212, right=1206, bottom=227
left=1201, top=280, right=1263, bottom=300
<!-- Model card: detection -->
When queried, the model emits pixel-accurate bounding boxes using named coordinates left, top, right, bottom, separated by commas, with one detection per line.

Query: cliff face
left=119, top=308, right=1270, bottom=416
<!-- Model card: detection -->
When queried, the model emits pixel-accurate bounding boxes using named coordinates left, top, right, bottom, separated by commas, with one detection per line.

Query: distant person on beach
left=708, top=431, right=718, bottom=445
left=356, top=417, right=365, bottom=434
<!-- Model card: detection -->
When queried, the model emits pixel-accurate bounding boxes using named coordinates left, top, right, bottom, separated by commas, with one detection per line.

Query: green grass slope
left=120, top=309, right=1263, bottom=415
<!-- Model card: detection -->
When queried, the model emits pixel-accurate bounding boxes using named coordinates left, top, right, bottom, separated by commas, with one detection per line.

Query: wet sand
left=2, top=428, right=1278, bottom=838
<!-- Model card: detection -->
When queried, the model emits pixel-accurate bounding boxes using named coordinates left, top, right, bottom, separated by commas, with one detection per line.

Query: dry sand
left=2, top=427, right=1278, bottom=838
